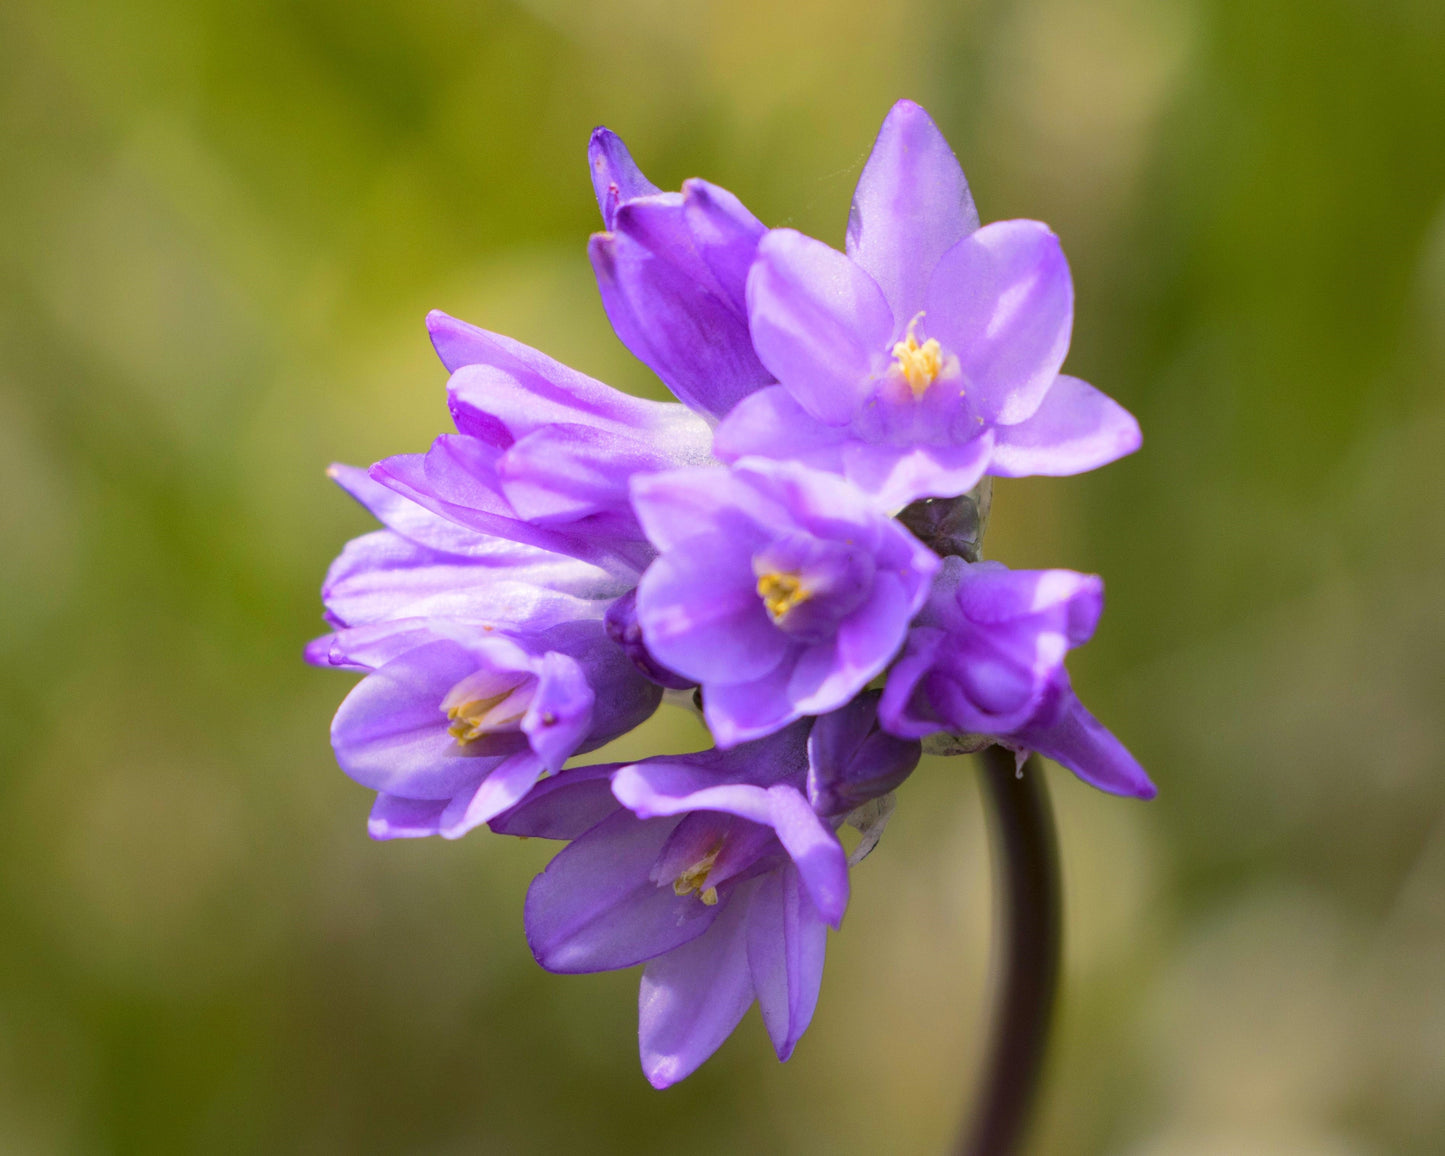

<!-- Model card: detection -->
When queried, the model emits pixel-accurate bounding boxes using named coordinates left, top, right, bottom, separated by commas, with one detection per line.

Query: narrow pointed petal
left=439, top=750, right=545, bottom=838
left=846, top=99, right=980, bottom=323
left=589, top=127, right=659, bottom=229
left=639, top=884, right=756, bottom=1088
left=746, top=865, right=828, bottom=1061
left=589, top=229, right=772, bottom=420
left=746, top=229, right=894, bottom=426
left=763, top=786, right=849, bottom=926
left=681, top=178, right=767, bottom=316
left=526, top=809, right=717, bottom=973
left=438, top=320, right=683, bottom=437
left=927, top=220, right=1073, bottom=425
left=1024, top=689, right=1156, bottom=799
left=988, top=374, right=1141, bottom=477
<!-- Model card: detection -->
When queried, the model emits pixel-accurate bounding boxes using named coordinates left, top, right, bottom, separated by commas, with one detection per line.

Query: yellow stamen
left=891, top=313, right=944, bottom=397
left=442, top=680, right=530, bottom=744
left=757, top=572, right=811, bottom=623
left=673, top=845, right=722, bottom=900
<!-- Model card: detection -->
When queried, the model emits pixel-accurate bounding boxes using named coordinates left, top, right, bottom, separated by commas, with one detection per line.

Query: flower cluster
left=310, top=100, right=1154, bottom=1087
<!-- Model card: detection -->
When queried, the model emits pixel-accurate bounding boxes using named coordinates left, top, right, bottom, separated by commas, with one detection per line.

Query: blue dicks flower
left=630, top=458, right=938, bottom=746
left=493, top=700, right=918, bottom=1088
left=880, top=557, right=1155, bottom=799
left=713, top=99, right=1141, bottom=508
left=326, top=619, right=661, bottom=840
left=587, top=128, right=775, bottom=420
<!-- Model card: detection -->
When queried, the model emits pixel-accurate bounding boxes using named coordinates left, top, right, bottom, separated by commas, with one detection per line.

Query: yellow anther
left=891, top=313, right=944, bottom=397
left=442, top=677, right=530, bottom=744
left=757, top=572, right=811, bottom=623
left=673, top=845, right=722, bottom=900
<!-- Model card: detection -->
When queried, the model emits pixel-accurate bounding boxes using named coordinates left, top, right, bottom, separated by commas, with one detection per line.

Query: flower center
left=891, top=314, right=944, bottom=397
left=757, top=571, right=811, bottom=623
left=672, top=843, right=722, bottom=906
left=441, top=671, right=533, bottom=744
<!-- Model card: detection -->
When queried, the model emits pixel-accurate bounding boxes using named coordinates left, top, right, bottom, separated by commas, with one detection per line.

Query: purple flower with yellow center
left=586, top=128, right=774, bottom=420
left=880, top=556, right=1154, bottom=799
left=630, top=458, right=938, bottom=746
left=323, top=618, right=660, bottom=840
left=491, top=702, right=919, bottom=1087
left=714, top=99, right=1141, bottom=508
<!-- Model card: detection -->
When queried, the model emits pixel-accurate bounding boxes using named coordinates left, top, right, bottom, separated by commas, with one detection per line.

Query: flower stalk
left=958, top=745, right=1062, bottom=1156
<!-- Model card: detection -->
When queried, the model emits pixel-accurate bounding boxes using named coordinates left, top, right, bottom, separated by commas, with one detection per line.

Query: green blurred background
left=2, top=0, right=1443, bottom=1151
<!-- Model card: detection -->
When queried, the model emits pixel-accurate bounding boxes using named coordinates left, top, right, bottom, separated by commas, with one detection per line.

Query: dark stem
left=956, top=746, right=1062, bottom=1156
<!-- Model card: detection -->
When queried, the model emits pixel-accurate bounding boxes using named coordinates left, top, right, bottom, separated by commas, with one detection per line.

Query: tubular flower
left=310, top=100, right=1152, bottom=1089
left=713, top=99, right=1142, bottom=508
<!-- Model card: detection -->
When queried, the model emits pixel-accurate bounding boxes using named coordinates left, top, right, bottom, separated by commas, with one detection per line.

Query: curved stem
left=956, top=746, right=1062, bottom=1156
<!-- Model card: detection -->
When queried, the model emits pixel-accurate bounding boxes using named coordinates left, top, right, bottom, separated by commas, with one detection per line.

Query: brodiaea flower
left=631, top=458, right=938, bottom=746
left=880, top=556, right=1155, bottom=799
left=714, top=99, right=1141, bottom=508
left=326, top=618, right=660, bottom=839
left=492, top=702, right=919, bottom=1087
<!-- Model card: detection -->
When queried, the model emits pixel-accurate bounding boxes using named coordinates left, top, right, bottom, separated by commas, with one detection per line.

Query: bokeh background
left=2, top=0, right=1444, bottom=1152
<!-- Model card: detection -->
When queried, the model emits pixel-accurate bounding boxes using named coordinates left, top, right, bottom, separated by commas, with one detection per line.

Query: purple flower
left=373, top=311, right=716, bottom=575
left=631, top=458, right=939, bottom=746
left=587, top=128, right=775, bottom=420
left=492, top=706, right=916, bottom=1087
left=880, top=557, right=1154, bottom=799
left=713, top=99, right=1141, bottom=508
left=325, top=618, right=661, bottom=840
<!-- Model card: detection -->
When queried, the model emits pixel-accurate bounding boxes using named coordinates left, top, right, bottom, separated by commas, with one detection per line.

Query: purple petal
left=328, top=463, right=507, bottom=558
left=330, top=639, right=499, bottom=799
left=1022, top=687, right=1156, bottom=799
left=321, top=529, right=618, bottom=629
left=763, top=786, right=849, bottom=927
left=629, top=466, right=781, bottom=553
left=368, top=794, right=448, bottom=840
left=746, top=864, right=827, bottom=1061
left=488, top=763, right=623, bottom=840
left=638, top=882, right=756, bottom=1088
left=439, top=749, right=545, bottom=838
left=525, top=809, right=717, bottom=973
left=519, top=651, right=594, bottom=773
left=927, top=220, right=1073, bottom=425
left=712, top=385, right=851, bottom=468
left=498, top=421, right=705, bottom=527
left=846, top=99, right=980, bottom=324
left=635, top=535, right=789, bottom=686
left=838, top=432, right=995, bottom=508
left=746, top=229, right=894, bottom=426
left=442, top=330, right=695, bottom=441
left=988, top=374, right=1142, bottom=477
left=807, top=691, right=920, bottom=816
left=589, top=227, right=772, bottom=420
left=682, top=178, right=767, bottom=316
left=702, top=659, right=800, bottom=748
left=589, top=127, right=660, bottom=229
left=603, top=588, right=695, bottom=690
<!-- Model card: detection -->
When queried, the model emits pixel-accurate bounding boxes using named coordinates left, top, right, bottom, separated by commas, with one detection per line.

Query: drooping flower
left=879, top=556, right=1155, bottom=798
left=631, top=458, right=938, bottom=746
left=587, top=128, right=774, bottom=420
left=713, top=99, right=1141, bottom=508
left=492, top=700, right=919, bottom=1087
